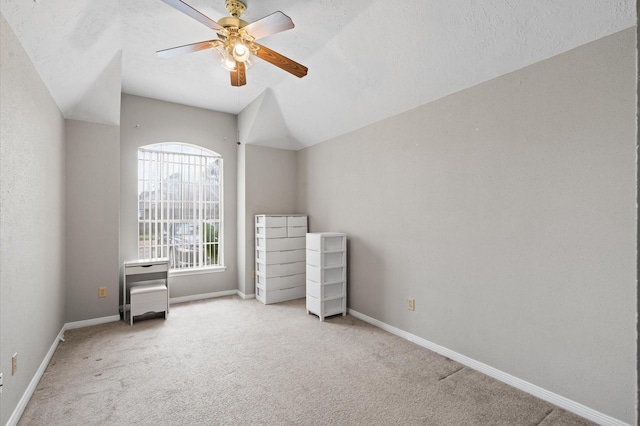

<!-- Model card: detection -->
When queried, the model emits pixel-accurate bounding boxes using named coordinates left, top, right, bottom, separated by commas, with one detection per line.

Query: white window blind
left=138, top=143, right=222, bottom=270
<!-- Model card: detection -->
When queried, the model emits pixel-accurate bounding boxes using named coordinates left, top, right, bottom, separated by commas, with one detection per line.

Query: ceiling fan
left=157, top=0, right=308, bottom=87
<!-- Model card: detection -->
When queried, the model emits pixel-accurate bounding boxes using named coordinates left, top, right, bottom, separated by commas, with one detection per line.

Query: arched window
left=137, top=143, right=223, bottom=270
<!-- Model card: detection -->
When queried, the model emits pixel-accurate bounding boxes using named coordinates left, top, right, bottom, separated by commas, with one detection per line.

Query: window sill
left=169, top=266, right=227, bottom=278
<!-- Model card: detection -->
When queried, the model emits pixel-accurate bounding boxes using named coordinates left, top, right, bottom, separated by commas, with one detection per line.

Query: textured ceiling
left=1, top=0, right=635, bottom=149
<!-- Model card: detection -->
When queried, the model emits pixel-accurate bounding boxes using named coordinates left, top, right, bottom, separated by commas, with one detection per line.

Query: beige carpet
left=19, top=296, right=594, bottom=425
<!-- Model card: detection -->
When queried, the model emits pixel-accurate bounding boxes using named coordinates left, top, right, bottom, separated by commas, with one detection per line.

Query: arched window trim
left=137, top=142, right=225, bottom=273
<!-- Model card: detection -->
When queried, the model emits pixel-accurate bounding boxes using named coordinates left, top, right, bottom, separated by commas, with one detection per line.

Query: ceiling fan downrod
left=225, top=0, right=246, bottom=18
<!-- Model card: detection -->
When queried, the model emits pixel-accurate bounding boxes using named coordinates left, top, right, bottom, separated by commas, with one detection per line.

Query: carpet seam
left=534, top=409, right=555, bottom=426
left=438, top=366, right=465, bottom=381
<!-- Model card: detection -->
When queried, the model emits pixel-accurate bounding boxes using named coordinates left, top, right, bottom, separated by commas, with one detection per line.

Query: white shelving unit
left=255, top=214, right=307, bottom=304
left=306, top=232, right=347, bottom=321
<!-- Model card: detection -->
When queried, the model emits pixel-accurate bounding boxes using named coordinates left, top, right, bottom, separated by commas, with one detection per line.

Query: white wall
left=297, top=28, right=637, bottom=424
left=0, top=13, right=66, bottom=425
left=65, top=119, right=120, bottom=322
left=120, top=94, right=238, bottom=299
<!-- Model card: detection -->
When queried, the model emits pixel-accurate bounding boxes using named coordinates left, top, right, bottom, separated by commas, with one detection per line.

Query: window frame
left=137, top=142, right=225, bottom=274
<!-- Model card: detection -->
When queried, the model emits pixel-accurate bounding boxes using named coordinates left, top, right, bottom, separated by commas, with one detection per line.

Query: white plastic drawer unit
left=256, top=273, right=305, bottom=291
left=256, top=226, right=287, bottom=239
left=287, top=226, right=307, bottom=237
left=287, top=216, right=307, bottom=227
left=256, top=261, right=306, bottom=278
left=256, top=237, right=306, bottom=252
left=256, top=284, right=306, bottom=305
left=256, top=249, right=305, bottom=265
left=306, top=296, right=345, bottom=319
left=306, top=233, right=346, bottom=252
left=255, top=215, right=287, bottom=227
left=306, top=265, right=345, bottom=284
left=254, top=214, right=308, bottom=305
left=305, top=232, right=347, bottom=321
left=306, top=280, right=345, bottom=300
left=306, top=250, right=345, bottom=268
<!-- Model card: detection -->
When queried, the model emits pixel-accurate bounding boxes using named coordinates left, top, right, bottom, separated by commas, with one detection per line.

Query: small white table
left=123, top=259, right=169, bottom=325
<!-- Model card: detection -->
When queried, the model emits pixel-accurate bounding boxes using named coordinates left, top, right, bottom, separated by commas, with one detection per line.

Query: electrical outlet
left=98, top=287, right=107, bottom=298
left=407, top=298, right=415, bottom=311
left=12, top=353, right=17, bottom=375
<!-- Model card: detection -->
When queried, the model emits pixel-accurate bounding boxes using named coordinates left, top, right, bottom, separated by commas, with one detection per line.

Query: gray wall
left=120, top=94, right=238, bottom=298
left=65, top=119, right=120, bottom=322
left=237, top=145, right=299, bottom=295
left=0, top=13, right=66, bottom=425
left=297, top=28, right=637, bottom=423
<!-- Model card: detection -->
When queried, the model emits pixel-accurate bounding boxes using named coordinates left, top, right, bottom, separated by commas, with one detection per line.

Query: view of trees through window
left=138, top=143, right=222, bottom=270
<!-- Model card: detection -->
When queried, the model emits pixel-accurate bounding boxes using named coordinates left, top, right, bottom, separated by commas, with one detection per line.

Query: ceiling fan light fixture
left=219, top=50, right=237, bottom=71
left=232, top=42, right=251, bottom=62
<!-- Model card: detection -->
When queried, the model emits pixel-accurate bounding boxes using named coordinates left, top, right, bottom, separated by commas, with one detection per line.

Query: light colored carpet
left=19, top=296, right=594, bottom=425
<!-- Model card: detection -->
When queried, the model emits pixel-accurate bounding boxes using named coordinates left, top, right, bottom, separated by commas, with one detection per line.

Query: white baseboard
left=5, top=327, right=65, bottom=426
left=64, top=315, right=121, bottom=330
left=170, top=290, right=237, bottom=305
left=237, top=290, right=255, bottom=300
left=348, top=309, right=629, bottom=426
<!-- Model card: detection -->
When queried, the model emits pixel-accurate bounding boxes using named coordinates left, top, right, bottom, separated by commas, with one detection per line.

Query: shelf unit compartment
left=256, top=284, right=306, bottom=305
left=256, top=236, right=306, bottom=251
left=256, top=249, right=305, bottom=265
left=306, top=281, right=344, bottom=300
left=306, top=265, right=345, bottom=284
left=306, top=250, right=344, bottom=268
left=256, top=215, right=286, bottom=227
left=256, top=226, right=287, bottom=239
left=257, top=261, right=306, bottom=278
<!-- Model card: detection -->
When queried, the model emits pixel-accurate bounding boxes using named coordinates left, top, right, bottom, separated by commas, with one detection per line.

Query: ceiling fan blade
left=254, top=43, right=308, bottom=78
left=160, top=0, right=223, bottom=30
left=156, top=40, right=217, bottom=58
left=243, top=11, right=294, bottom=40
left=230, top=61, right=247, bottom=86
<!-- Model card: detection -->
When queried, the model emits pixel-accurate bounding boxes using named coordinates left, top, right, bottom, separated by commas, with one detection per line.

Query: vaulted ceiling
left=1, top=0, right=635, bottom=149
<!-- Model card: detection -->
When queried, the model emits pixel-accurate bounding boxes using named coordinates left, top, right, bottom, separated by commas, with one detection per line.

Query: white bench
left=130, top=283, right=168, bottom=325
